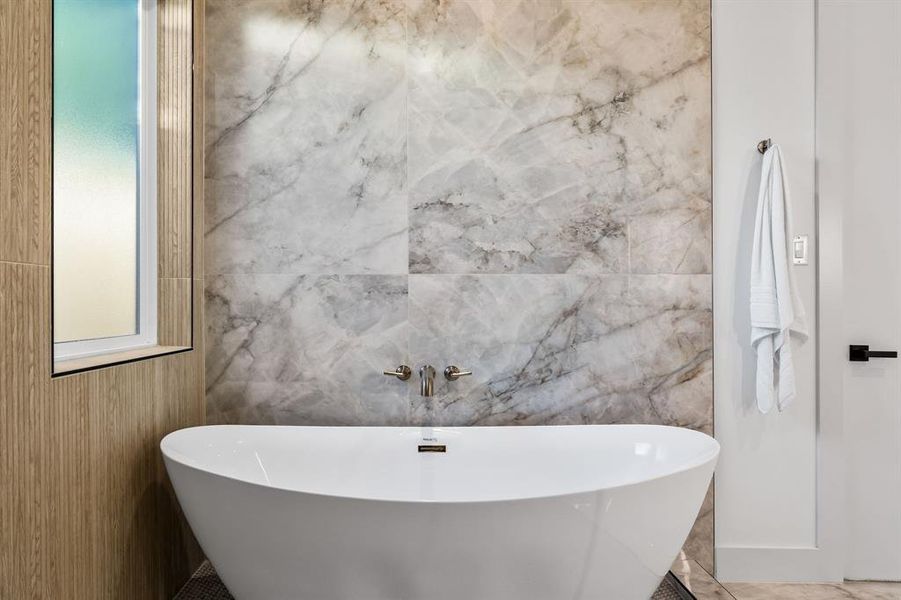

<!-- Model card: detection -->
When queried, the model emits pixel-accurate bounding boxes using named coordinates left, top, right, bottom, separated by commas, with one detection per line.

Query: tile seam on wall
left=0, top=259, right=50, bottom=269
left=1, top=1, right=206, bottom=598
left=203, top=0, right=712, bottom=567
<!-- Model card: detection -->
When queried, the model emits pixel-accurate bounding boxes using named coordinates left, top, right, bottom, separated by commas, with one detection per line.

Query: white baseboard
left=715, top=546, right=842, bottom=583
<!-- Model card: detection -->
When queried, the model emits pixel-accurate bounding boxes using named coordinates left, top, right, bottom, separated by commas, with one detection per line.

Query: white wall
left=712, top=0, right=820, bottom=581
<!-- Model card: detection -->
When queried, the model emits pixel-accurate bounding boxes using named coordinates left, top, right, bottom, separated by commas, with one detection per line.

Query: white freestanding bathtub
left=162, top=425, right=718, bottom=600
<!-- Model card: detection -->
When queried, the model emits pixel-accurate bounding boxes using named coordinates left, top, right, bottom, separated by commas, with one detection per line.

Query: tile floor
left=724, top=581, right=901, bottom=600
left=671, top=554, right=734, bottom=599
left=176, top=557, right=901, bottom=600
left=173, top=562, right=232, bottom=600
left=176, top=562, right=691, bottom=599
left=671, top=553, right=901, bottom=600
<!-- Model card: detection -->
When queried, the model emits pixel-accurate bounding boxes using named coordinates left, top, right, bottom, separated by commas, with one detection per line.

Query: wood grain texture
left=0, top=0, right=51, bottom=265
left=158, top=0, right=193, bottom=279
left=0, top=1, right=206, bottom=598
left=159, top=277, right=192, bottom=346
left=193, top=0, right=204, bottom=280
left=0, top=262, right=53, bottom=599
left=54, top=344, right=190, bottom=375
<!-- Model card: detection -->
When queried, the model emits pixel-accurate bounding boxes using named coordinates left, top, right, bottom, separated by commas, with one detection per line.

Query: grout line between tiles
left=691, top=559, right=738, bottom=600
left=0, top=259, right=51, bottom=269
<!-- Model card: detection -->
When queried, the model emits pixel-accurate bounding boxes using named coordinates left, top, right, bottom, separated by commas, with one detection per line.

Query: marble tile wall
left=205, top=0, right=712, bottom=565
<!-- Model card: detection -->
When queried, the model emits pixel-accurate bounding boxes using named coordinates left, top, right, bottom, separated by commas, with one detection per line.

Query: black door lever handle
left=849, top=345, right=899, bottom=362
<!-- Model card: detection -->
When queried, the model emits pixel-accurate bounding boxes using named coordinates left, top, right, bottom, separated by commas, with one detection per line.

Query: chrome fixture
left=419, top=365, right=436, bottom=397
left=757, top=138, right=772, bottom=154
left=383, top=365, right=412, bottom=381
left=443, top=365, right=472, bottom=381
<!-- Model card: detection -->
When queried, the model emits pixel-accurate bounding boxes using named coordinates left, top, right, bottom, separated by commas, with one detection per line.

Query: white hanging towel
left=750, top=145, right=808, bottom=413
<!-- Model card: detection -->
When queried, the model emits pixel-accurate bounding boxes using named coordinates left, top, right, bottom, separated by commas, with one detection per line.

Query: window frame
left=52, top=0, right=159, bottom=364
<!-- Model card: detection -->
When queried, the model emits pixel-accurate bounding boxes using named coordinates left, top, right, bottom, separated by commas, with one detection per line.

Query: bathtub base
left=162, top=425, right=718, bottom=600
left=167, top=459, right=711, bottom=600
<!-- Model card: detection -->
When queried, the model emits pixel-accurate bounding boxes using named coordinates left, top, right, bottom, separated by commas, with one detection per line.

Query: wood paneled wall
left=158, top=0, right=195, bottom=347
left=0, top=1, right=206, bottom=598
left=0, top=0, right=51, bottom=266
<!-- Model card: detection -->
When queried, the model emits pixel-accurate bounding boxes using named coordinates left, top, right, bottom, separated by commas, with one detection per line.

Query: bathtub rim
left=161, top=423, right=719, bottom=505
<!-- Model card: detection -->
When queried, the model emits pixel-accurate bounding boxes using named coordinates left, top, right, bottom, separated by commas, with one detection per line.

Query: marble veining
left=205, top=0, right=712, bottom=569
left=408, top=274, right=711, bottom=428
left=205, top=275, right=410, bottom=425
left=723, top=581, right=901, bottom=600
left=407, top=0, right=711, bottom=274
left=671, top=554, right=736, bottom=599
left=205, top=0, right=408, bottom=275
left=669, top=555, right=901, bottom=600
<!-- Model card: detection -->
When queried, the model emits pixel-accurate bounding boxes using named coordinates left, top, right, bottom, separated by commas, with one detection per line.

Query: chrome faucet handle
left=419, top=365, right=436, bottom=397
left=383, top=365, right=412, bottom=381
left=444, top=366, right=472, bottom=381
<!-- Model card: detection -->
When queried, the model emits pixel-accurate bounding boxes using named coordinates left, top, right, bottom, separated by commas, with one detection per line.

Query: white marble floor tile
left=723, top=580, right=901, bottom=600
left=670, top=555, right=736, bottom=599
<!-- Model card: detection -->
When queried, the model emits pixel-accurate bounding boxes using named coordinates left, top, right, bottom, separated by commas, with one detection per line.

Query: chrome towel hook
left=757, top=138, right=772, bottom=154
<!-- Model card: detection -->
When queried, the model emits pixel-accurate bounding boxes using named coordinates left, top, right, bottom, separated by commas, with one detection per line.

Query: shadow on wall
left=733, top=150, right=764, bottom=420
left=113, top=454, right=203, bottom=596
left=157, top=479, right=205, bottom=596
left=118, top=485, right=158, bottom=593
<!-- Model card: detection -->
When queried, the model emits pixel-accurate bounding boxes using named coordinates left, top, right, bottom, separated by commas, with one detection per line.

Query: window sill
left=53, top=345, right=192, bottom=376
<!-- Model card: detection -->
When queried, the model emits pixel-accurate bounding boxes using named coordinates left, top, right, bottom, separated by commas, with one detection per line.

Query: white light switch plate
left=792, top=235, right=809, bottom=265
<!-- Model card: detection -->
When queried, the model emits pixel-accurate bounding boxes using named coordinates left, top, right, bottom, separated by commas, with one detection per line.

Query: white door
left=819, top=0, right=901, bottom=581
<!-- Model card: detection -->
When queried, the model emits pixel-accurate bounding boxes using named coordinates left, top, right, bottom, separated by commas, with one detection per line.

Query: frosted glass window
left=53, top=0, right=157, bottom=358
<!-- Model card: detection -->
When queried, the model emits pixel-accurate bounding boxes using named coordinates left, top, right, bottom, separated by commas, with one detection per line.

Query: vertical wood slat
left=0, top=263, right=53, bottom=599
left=0, top=1, right=205, bottom=599
left=0, top=268, right=202, bottom=600
left=193, top=0, right=204, bottom=279
left=157, top=0, right=195, bottom=349
left=158, top=0, right=193, bottom=279
left=50, top=370, right=91, bottom=599
left=158, top=277, right=192, bottom=346
left=88, top=361, right=159, bottom=597
left=0, top=0, right=51, bottom=266
left=154, top=349, right=205, bottom=595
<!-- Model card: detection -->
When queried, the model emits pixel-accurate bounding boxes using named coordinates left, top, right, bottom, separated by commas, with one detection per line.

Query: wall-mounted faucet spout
left=419, top=365, right=436, bottom=397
